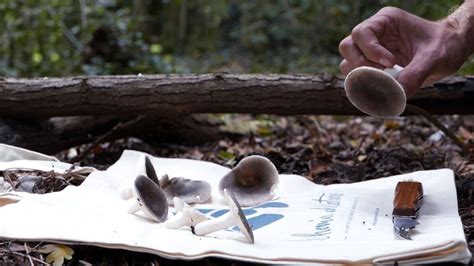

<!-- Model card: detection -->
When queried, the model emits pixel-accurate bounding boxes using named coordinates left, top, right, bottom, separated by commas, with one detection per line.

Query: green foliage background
left=1, top=0, right=472, bottom=77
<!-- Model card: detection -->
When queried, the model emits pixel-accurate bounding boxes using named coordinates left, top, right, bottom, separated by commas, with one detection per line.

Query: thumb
left=396, top=56, right=435, bottom=97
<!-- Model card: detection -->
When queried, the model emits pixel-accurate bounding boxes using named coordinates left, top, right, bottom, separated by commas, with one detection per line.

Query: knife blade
left=392, top=181, right=423, bottom=240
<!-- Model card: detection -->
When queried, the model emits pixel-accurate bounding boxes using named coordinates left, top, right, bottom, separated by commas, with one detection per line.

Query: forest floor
left=1, top=114, right=473, bottom=265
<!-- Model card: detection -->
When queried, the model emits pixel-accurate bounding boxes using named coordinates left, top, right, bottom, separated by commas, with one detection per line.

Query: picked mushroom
left=344, top=64, right=406, bottom=119
left=160, top=174, right=211, bottom=205
left=164, top=197, right=208, bottom=229
left=119, top=155, right=161, bottom=200
left=193, top=189, right=254, bottom=243
left=137, top=154, right=160, bottom=185
left=219, top=155, right=279, bottom=207
left=125, top=175, right=168, bottom=223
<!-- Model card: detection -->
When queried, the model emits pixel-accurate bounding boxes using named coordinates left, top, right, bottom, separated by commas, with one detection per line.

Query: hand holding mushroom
left=339, top=4, right=474, bottom=97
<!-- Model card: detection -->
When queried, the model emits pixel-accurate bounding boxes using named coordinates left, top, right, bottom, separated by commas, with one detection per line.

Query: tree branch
left=0, top=74, right=472, bottom=118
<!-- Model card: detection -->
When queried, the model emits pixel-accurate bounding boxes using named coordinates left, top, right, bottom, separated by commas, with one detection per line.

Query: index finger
left=351, top=20, right=396, bottom=67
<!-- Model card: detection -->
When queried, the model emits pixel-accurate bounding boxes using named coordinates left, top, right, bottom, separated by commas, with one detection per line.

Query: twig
left=24, top=243, right=34, bottom=266
left=405, top=104, right=470, bottom=156
left=70, top=115, right=146, bottom=163
left=8, top=250, right=48, bottom=265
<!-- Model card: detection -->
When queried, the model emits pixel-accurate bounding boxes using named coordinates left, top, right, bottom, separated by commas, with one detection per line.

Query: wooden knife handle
left=392, top=181, right=423, bottom=218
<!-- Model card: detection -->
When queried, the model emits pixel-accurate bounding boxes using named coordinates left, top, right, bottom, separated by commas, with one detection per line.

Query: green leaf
left=150, top=44, right=163, bottom=54
left=32, top=53, right=43, bottom=64
left=218, top=150, right=235, bottom=161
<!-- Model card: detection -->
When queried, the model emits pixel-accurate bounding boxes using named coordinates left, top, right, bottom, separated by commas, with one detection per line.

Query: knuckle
left=378, top=6, right=402, bottom=16
left=351, top=25, right=366, bottom=41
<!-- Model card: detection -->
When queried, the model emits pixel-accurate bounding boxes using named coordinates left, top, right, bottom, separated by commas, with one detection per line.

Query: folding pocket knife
left=392, top=181, right=423, bottom=240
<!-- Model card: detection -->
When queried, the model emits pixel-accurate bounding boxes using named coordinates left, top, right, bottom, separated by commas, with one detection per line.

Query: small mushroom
left=119, top=155, right=161, bottom=199
left=126, top=175, right=168, bottom=222
left=136, top=154, right=160, bottom=185
left=164, top=197, right=208, bottom=229
left=344, top=65, right=406, bottom=119
left=193, top=189, right=254, bottom=243
left=219, top=155, right=279, bottom=207
left=160, top=174, right=211, bottom=205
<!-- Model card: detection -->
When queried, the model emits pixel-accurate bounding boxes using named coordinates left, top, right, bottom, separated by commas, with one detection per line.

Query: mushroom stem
left=193, top=212, right=236, bottom=236
left=127, top=201, right=141, bottom=214
left=164, top=212, right=187, bottom=229
left=383, top=64, right=403, bottom=78
left=164, top=197, right=208, bottom=229
left=119, top=187, right=133, bottom=200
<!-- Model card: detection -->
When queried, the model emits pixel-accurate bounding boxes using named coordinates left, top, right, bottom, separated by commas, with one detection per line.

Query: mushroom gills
left=344, top=66, right=406, bottom=118
left=219, top=155, right=279, bottom=207
left=135, top=155, right=160, bottom=185
left=160, top=175, right=211, bottom=205
left=127, top=175, right=169, bottom=223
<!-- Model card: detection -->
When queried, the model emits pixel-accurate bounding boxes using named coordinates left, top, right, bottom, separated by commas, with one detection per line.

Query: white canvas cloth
left=0, top=145, right=471, bottom=264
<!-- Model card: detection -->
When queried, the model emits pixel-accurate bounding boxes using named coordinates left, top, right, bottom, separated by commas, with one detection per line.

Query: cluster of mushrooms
left=119, top=154, right=280, bottom=244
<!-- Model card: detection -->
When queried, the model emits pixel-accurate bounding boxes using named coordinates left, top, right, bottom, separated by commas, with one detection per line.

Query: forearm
left=445, top=0, right=474, bottom=56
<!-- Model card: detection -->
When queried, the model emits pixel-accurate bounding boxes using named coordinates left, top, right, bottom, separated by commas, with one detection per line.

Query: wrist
left=444, top=2, right=474, bottom=57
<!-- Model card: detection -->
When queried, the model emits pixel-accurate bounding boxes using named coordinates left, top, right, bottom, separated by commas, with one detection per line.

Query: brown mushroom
left=160, top=174, right=211, bottom=205
left=219, top=155, right=279, bottom=207
left=344, top=65, right=406, bottom=118
left=126, top=175, right=168, bottom=223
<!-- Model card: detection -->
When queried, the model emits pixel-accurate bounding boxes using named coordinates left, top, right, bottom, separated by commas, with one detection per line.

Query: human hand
left=339, top=6, right=474, bottom=97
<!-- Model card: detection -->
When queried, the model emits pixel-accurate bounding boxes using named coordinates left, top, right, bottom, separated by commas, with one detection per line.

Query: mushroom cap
left=144, top=156, right=160, bottom=185
left=219, top=155, right=279, bottom=207
left=161, top=176, right=211, bottom=205
left=344, top=66, right=406, bottom=118
left=223, top=189, right=254, bottom=243
left=133, top=175, right=168, bottom=222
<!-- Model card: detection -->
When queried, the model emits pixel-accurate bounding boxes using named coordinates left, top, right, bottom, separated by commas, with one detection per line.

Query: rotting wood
left=0, top=74, right=472, bottom=118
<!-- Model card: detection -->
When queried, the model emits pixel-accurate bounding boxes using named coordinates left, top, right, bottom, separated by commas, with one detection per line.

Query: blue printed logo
left=198, top=201, right=288, bottom=231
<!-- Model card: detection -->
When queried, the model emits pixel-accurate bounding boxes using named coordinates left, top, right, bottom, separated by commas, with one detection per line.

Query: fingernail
left=379, top=58, right=392, bottom=67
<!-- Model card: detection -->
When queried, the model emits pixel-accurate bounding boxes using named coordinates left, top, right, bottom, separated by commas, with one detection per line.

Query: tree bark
left=0, top=115, right=222, bottom=155
left=0, top=74, right=472, bottom=119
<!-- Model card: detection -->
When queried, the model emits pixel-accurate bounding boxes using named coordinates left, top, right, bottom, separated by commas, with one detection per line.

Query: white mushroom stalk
left=193, top=189, right=254, bottom=243
left=164, top=197, right=208, bottom=229
left=119, top=187, right=133, bottom=200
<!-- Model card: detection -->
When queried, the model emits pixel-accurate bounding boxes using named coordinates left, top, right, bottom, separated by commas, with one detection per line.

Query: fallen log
left=0, top=74, right=472, bottom=118
left=0, top=115, right=222, bottom=155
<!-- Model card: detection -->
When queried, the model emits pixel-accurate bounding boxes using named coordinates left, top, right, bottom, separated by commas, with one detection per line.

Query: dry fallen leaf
left=458, top=127, right=473, bottom=140
left=37, top=244, right=74, bottom=266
